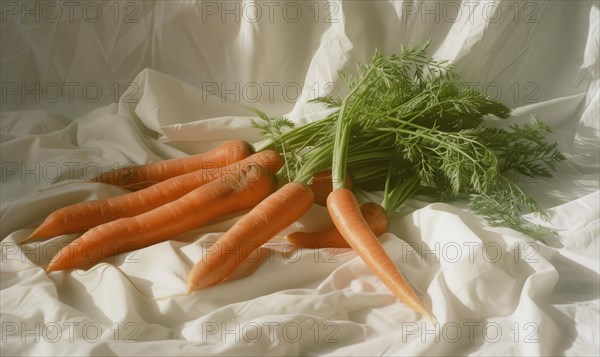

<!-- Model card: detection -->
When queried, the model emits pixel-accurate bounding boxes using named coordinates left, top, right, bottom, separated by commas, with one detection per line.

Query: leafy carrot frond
left=478, top=115, right=566, bottom=177
left=470, top=183, right=557, bottom=242
left=250, top=41, right=565, bottom=241
left=309, top=93, right=342, bottom=108
left=251, top=110, right=295, bottom=143
left=251, top=110, right=298, bottom=181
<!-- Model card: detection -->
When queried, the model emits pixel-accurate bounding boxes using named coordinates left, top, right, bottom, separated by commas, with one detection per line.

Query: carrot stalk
left=287, top=202, right=388, bottom=249
left=45, top=164, right=277, bottom=272
left=187, top=182, right=314, bottom=292
left=23, top=150, right=284, bottom=243
left=327, top=188, right=434, bottom=323
left=93, top=140, right=254, bottom=190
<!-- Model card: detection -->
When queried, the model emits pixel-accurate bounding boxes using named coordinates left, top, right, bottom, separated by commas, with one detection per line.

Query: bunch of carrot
left=26, top=139, right=385, bottom=276
left=26, top=142, right=285, bottom=270
left=24, top=42, right=564, bottom=325
left=24, top=137, right=432, bottom=320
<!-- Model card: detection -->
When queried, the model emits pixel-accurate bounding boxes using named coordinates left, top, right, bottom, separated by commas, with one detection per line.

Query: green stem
left=382, top=175, right=420, bottom=215
left=332, top=70, right=374, bottom=190
left=252, top=115, right=334, bottom=152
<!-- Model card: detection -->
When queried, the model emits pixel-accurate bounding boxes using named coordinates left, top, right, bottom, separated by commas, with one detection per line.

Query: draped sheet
left=1, top=1, right=598, bottom=355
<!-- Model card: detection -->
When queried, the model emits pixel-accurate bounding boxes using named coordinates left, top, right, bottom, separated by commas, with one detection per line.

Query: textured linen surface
left=1, top=1, right=599, bottom=356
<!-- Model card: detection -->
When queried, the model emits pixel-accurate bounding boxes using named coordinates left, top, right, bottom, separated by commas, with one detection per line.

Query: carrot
left=309, top=170, right=353, bottom=206
left=45, top=164, right=277, bottom=272
left=327, top=188, right=434, bottom=323
left=187, top=182, right=314, bottom=292
left=287, top=202, right=388, bottom=249
left=93, top=140, right=253, bottom=190
left=23, top=150, right=284, bottom=243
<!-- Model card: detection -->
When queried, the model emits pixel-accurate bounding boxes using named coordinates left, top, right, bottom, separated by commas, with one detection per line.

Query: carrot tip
left=45, top=259, right=61, bottom=273
left=186, top=277, right=213, bottom=293
left=19, top=231, right=41, bottom=245
left=187, top=280, right=214, bottom=293
left=18, top=238, right=32, bottom=246
left=186, top=283, right=195, bottom=294
left=424, top=312, right=436, bottom=326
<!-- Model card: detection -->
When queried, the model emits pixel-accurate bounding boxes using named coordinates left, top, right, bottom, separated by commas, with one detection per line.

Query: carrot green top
left=252, top=40, right=564, bottom=242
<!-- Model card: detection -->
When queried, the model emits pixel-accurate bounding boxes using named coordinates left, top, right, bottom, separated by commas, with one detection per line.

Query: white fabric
left=1, top=1, right=599, bottom=355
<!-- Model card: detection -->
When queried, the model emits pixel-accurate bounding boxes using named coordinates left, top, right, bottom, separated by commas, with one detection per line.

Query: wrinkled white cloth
left=1, top=1, right=599, bottom=356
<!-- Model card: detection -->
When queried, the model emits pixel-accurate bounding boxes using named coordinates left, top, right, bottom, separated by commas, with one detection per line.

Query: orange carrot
left=187, top=182, right=314, bottom=292
left=24, top=150, right=283, bottom=243
left=327, top=188, right=434, bottom=322
left=45, top=164, right=277, bottom=272
left=287, top=202, right=388, bottom=249
left=93, top=140, right=253, bottom=190
left=309, top=170, right=353, bottom=206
